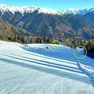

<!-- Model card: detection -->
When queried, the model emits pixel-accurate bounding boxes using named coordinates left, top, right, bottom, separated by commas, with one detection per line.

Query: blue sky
left=0, top=0, right=94, bottom=10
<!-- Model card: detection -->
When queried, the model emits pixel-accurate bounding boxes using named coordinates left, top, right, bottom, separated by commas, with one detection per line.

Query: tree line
left=0, top=35, right=94, bottom=58
left=0, top=35, right=55, bottom=44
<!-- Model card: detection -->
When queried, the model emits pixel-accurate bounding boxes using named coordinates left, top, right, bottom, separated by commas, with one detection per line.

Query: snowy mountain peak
left=61, top=8, right=94, bottom=15
left=0, top=4, right=58, bottom=15
left=0, top=4, right=39, bottom=14
left=38, top=8, right=57, bottom=14
left=0, top=4, right=94, bottom=15
left=61, top=8, right=79, bottom=14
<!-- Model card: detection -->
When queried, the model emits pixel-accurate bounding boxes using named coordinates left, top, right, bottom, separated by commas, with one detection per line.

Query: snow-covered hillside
left=0, top=4, right=57, bottom=15
left=0, top=4, right=38, bottom=15
left=0, top=4, right=94, bottom=15
left=60, top=8, right=94, bottom=15
left=0, top=41, right=94, bottom=94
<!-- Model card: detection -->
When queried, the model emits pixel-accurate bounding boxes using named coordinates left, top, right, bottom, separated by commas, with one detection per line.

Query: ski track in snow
left=0, top=41, right=94, bottom=94
left=77, top=62, right=94, bottom=86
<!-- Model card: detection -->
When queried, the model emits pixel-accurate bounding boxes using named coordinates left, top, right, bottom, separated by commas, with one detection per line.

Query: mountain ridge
left=1, top=4, right=94, bottom=39
left=0, top=4, right=94, bottom=15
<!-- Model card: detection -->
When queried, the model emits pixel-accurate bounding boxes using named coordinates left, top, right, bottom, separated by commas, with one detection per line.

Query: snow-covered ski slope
left=0, top=41, right=94, bottom=94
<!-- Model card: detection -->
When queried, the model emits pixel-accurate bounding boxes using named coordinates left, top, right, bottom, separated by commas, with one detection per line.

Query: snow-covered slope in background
left=0, top=4, right=94, bottom=15
left=60, top=8, right=94, bottom=15
left=0, top=4, right=58, bottom=15
left=0, top=41, right=94, bottom=94
left=38, top=8, right=57, bottom=14
left=0, top=4, right=38, bottom=15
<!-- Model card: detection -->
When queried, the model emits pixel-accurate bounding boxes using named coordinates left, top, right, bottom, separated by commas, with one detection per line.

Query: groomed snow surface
left=0, top=41, right=94, bottom=94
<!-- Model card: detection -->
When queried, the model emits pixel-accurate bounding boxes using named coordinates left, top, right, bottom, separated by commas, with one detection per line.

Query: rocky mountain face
left=0, top=18, right=31, bottom=40
left=0, top=4, right=94, bottom=39
left=77, top=13, right=94, bottom=24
